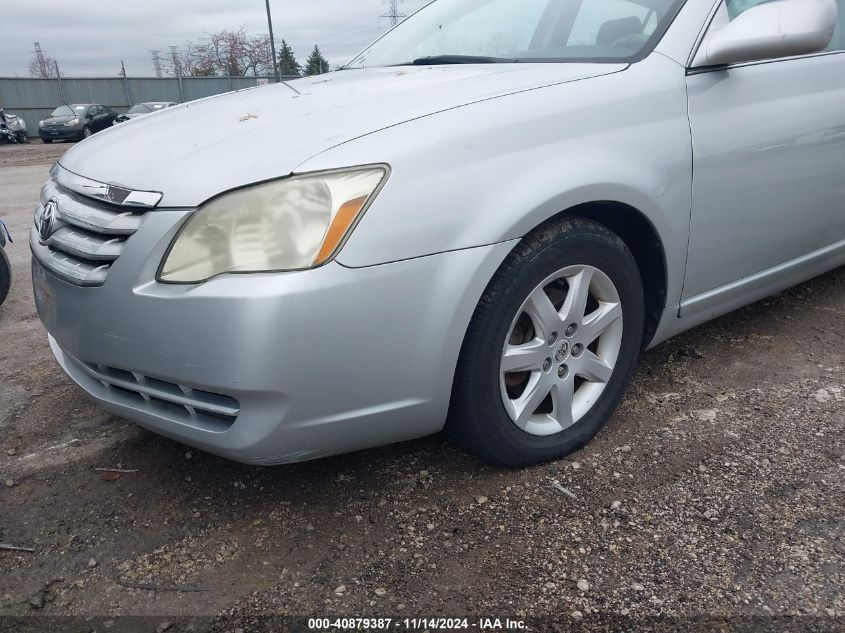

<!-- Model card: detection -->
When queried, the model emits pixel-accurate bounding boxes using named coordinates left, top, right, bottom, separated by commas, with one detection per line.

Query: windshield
left=348, top=0, right=684, bottom=67
left=50, top=105, right=75, bottom=117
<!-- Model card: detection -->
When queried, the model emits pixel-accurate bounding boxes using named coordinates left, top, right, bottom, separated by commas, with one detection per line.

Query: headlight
left=38, top=120, right=45, bottom=127
left=159, top=166, right=388, bottom=283
left=64, top=118, right=80, bottom=127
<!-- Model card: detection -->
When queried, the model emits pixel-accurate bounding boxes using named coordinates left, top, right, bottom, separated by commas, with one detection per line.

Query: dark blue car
left=38, top=104, right=116, bottom=143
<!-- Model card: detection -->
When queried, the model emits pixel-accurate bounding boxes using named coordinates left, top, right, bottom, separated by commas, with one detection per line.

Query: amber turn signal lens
left=313, top=195, right=368, bottom=265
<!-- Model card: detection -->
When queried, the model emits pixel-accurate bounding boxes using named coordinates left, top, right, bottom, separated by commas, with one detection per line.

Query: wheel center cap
left=554, top=341, right=570, bottom=362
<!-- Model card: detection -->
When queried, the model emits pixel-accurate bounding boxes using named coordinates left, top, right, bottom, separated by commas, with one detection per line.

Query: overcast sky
left=1, top=0, right=430, bottom=77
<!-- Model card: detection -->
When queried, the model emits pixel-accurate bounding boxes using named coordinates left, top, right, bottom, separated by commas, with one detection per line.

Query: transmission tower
left=33, top=42, right=50, bottom=78
left=380, top=0, right=406, bottom=27
left=149, top=50, right=164, bottom=78
left=169, top=45, right=182, bottom=77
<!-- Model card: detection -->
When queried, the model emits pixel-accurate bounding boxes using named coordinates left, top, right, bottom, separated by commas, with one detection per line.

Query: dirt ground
left=0, top=143, right=843, bottom=632
left=0, top=141, right=70, bottom=168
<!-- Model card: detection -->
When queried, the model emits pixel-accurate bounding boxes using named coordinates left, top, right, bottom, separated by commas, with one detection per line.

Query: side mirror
left=693, top=0, right=837, bottom=67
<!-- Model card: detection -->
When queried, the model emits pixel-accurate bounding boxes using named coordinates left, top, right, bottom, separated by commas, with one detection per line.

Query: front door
left=683, top=0, right=845, bottom=302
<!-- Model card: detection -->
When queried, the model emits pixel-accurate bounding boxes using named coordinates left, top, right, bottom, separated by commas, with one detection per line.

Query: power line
left=380, top=0, right=406, bottom=27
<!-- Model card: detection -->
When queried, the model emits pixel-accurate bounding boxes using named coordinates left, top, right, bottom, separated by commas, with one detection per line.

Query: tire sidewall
left=0, top=248, right=11, bottom=307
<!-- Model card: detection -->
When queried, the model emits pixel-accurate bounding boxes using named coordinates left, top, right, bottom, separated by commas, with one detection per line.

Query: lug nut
left=547, top=332, right=558, bottom=346
left=571, top=344, right=584, bottom=357
left=566, top=323, right=578, bottom=337
left=558, top=365, right=569, bottom=379
left=543, top=358, right=552, bottom=372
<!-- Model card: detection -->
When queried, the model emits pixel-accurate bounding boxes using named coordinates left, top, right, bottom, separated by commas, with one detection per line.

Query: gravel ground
left=0, top=146, right=842, bottom=632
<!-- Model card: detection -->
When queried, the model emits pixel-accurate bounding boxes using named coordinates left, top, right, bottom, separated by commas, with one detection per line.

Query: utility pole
left=265, top=0, right=280, bottom=82
left=380, top=0, right=406, bottom=27
left=54, top=61, right=65, bottom=104
left=149, top=50, right=164, bottom=78
left=120, top=60, right=132, bottom=107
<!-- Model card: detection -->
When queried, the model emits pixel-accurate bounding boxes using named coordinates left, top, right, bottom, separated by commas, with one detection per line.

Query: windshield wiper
left=411, top=55, right=518, bottom=65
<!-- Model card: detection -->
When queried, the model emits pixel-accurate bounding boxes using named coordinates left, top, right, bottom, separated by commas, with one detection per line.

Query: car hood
left=59, top=64, right=626, bottom=207
left=42, top=116, right=78, bottom=126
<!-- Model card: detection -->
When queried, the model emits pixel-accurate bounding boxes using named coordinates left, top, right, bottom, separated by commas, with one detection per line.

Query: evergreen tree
left=304, top=45, right=330, bottom=76
left=277, top=39, right=302, bottom=77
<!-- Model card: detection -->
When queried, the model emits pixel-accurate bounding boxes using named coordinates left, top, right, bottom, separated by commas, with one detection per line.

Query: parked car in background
left=113, top=102, right=177, bottom=125
left=39, top=104, right=116, bottom=143
left=31, top=0, right=845, bottom=467
left=0, top=110, right=27, bottom=144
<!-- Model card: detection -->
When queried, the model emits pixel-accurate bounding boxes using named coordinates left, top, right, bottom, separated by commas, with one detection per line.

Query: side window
left=832, top=0, right=844, bottom=51
left=568, top=0, right=655, bottom=48
left=725, top=0, right=769, bottom=20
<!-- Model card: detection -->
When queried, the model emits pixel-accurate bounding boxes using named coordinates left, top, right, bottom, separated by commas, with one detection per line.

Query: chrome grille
left=30, top=164, right=161, bottom=287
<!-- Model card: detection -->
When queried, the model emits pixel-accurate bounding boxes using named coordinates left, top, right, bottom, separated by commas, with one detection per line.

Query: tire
left=42, top=138, right=52, bottom=144
left=0, top=248, right=11, bottom=308
left=448, top=217, right=645, bottom=467
left=82, top=126, right=92, bottom=139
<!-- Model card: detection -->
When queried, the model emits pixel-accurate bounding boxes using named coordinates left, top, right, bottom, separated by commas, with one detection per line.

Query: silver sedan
left=31, top=0, right=844, bottom=466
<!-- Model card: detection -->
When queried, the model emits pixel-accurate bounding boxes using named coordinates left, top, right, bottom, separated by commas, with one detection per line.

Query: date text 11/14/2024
left=308, top=617, right=528, bottom=630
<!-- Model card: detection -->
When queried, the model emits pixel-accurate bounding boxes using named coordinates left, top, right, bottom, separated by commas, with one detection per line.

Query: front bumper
left=39, top=126, right=82, bottom=140
left=32, top=215, right=514, bottom=464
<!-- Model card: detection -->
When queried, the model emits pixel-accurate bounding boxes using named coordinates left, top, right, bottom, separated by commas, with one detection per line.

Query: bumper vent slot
left=73, top=359, right=240, bottom=431
left=30, top=178, right=148, bottom=287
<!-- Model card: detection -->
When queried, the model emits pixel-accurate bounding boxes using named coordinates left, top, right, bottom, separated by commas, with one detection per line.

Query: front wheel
left=42, top=138, right=53, bottom=144
left=82, top=126, right=92, bottom=139
left=449, top=217, right=645, bottom=467
left=0, top=248, right=11, bottom=307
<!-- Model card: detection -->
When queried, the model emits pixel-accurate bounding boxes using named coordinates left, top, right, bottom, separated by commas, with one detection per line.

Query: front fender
left=298, top=55, right=693, bottom=306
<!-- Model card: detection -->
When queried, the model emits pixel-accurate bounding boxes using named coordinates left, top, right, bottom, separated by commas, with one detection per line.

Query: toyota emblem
left=38, top=198, right=58, bottom=241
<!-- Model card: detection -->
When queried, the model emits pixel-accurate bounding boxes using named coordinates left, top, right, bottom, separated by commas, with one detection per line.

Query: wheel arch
left=522, top=201, right=668, bottom=349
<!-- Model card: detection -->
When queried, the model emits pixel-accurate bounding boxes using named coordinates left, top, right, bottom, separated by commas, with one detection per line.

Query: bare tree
left=29, top=45, right=58, bottom=79
left=173, top=43, right=218, bottom=77
left=169, top=28, right=275, bottom=77
left=241, top=33, right=274, bottom=76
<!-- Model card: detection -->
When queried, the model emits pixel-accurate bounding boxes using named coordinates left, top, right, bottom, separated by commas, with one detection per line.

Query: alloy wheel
left=500, top=264, right=624, bottom=437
